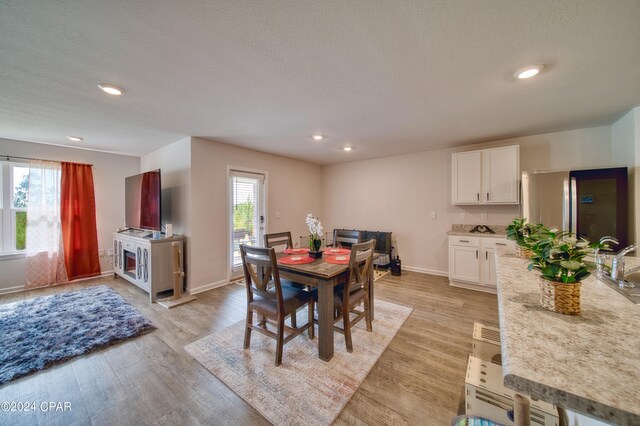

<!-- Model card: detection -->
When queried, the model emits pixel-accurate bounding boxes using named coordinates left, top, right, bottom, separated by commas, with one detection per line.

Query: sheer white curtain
left=25, top=160, right=68, bottom=288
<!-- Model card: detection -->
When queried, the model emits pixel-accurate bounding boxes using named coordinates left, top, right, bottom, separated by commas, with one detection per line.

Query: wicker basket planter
left=539, top=277, right=581, bottom=315
left=515, top=245, right=534, bottom=259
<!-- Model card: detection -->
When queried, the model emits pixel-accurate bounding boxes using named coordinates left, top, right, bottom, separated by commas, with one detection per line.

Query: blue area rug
left=0, top=285, right=154, bottom=385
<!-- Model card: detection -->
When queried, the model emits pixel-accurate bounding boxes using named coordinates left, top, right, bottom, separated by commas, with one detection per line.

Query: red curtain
left=61, top=162, right=101, bottom=280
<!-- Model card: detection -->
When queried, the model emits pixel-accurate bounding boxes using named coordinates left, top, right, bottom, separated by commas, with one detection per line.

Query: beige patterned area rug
left=185, top=299, right=412, bottom=426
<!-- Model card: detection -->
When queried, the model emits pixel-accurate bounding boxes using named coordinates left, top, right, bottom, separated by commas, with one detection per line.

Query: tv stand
left=113, top=232, right=185, bottom=303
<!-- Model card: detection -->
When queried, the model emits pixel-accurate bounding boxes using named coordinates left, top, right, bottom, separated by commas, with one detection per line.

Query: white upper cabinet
left=451, top=151, right=482, bottom=203
left=451, top=145, right=519, bottom=205
left=482, top=146, right=520, bottom=203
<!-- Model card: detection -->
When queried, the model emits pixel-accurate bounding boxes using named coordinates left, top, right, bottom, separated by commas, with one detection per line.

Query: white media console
left=113, top=230, right=184, bottom=302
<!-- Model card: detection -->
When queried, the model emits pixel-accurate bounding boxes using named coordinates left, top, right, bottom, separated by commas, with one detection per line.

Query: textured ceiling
left=1, top=0, right=639, bottom=165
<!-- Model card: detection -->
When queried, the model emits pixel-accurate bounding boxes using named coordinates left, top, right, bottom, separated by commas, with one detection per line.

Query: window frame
left=1, top=161, right=29, bottom=257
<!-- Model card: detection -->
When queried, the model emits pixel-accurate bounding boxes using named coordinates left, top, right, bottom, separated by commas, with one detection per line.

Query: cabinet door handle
left=476, top=250, right=478, bottom=259
left=495, top=242, right=507, bottom=246
left=486, top=192, right=489, bottom=201
left=459, top=239, right=470, bottom=243
left=485, top=251, right=488, bottom=260
left=477, top=193, right=480, bottom=201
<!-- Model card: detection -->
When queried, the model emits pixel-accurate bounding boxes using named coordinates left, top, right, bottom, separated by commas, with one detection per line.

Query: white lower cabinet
left=449, top=237, right=480, bottom=283
left=449, top=236, right=514, bottom=293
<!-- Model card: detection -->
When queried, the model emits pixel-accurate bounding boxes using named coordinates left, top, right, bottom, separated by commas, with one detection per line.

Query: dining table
left=276, top=251, right=375, bottom=362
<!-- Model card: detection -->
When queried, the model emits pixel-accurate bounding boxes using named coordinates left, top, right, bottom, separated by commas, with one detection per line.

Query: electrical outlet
left=430, top=211, right=436, bottom=219
left=480, top=212, right=487, bottom=220
left=275, top=211, right=281, bottom=219
left=107, top=248, right=113, bottom=256
left=98, top=249, right=105, bottom=256
left=459, top=212, right=466, bottom=220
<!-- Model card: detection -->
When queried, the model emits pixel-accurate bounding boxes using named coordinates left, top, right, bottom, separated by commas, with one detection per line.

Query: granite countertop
left=446, top=224, right=508, bottom=238
left=495, top=249, right=640, bottom=425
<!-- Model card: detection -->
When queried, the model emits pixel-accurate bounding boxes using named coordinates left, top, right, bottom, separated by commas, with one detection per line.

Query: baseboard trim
left=190, top=279, right=230, bottom=295
left=0, top=285, right=26, bottom=295
left=449, top=280, right=497, bottom=294
left=402, top=265, right=449, bottom=277
left=0, top=270, right=117, bottom=296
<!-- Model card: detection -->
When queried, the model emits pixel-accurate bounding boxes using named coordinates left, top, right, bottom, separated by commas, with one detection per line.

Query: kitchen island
left=495, top=250, right=640, bottom=426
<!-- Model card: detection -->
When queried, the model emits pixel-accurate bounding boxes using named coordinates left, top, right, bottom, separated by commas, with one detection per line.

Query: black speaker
left=391, top=257, right=401, bottom=276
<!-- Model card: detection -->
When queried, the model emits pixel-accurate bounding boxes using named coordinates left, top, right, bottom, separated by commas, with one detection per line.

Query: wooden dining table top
left=276, top=253, right=348, bottom=279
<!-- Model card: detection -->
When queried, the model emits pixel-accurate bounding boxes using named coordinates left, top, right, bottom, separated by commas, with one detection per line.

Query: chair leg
left=343, top=308, right=353, bottom=353
left=290, top=309, right=297, bottom=328
left=308, top=299, right=315, bottom=339
left=244, top=308, right=253, bottom=349
left=275, top=315, right=285, bottom=366
left=364, top=299, right=373, bottom=332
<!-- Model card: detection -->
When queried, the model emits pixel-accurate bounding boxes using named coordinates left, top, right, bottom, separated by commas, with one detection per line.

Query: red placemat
left=283, top=248, right=308, bottom=255
left=324, top=255, right=350, bottom=265
left=325, top=248, right=351, bottom=255
left=278, top=255, right=315, bottom=265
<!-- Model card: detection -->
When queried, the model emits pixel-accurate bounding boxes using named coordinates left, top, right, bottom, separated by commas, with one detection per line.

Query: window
left=228, top=169, right=265, bottom=275
left=1, top=162, right=29, bottom=254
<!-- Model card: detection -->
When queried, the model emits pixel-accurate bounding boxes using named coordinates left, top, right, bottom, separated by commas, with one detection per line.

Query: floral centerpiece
left=527, top=228, right=594, bottom=315
left=305, top=213, right=323, bottom=258
left=506, top=217, right=543, bottom=258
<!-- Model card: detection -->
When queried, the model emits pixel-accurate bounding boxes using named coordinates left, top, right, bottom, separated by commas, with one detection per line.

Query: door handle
left=486, top=193, right=489, bottom=201
left=476, top=250, right=478, bottom=259
left=477, top=193, right=479, bottom=201
left=495, top=242, right=507, bottom=246
left=459, top=239, right=470, bottom=243
left=485, top=251, right=488, bottom=260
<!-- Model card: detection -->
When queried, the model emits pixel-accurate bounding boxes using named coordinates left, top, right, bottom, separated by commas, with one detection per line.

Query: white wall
left=189, top=137, right=322, bottom=292
left=611, top=109, right=637, bottom=245
left=140, top=137, right=192, bottom=286
left=0, top=138, right=140, bottom=292
left=322, top=125, right=628, bottom=275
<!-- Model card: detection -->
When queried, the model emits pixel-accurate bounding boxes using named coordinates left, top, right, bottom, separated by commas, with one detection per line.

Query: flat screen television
left=125, top=169, right=161, bottom=231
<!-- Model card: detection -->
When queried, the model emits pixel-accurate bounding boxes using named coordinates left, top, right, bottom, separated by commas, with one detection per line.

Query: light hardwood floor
left=0, top=271, right=499, bottom=426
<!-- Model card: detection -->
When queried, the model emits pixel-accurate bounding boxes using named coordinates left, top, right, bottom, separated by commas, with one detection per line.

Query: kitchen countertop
left=495, top=249, right=640, bottom=425
left=447, top=224, right=507, bottom=238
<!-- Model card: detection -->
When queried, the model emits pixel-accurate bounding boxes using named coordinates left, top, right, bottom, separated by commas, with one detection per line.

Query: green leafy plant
left=506, top=217, right=544, bottom=249
left=527, top=228, right=595, bottom=283
left=233, top=199, right=255, bottom=235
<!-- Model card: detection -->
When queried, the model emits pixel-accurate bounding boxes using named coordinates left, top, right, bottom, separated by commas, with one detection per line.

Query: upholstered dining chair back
left=264, top=232, right=293, bottom=253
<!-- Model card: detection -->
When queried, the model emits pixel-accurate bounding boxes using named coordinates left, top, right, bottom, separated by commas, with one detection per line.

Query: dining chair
left=312, top=239, right=375, bottom=352
left=264, top=231, right=293, bottom=253
left=336, top=239, right=375, bottom=352
left=265, top=231, right=309, bottom=295
left=333, top=229, right=363, bottom=249
left=240, top=244, right=314, bottom=366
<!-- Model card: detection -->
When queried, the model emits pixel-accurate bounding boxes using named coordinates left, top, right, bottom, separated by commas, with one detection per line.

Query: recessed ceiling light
left=514, top=65, right=544, bottom=79
left=66, top=136, right=83, bottom=142
left=98, top=83, right=125, bottom=95
left=312, top=134, right=324, bottom=141
left=343, top=146, right=352, bottom=151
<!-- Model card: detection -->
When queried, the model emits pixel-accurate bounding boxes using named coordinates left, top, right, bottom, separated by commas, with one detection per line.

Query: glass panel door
left=229, top=170, right=265, bottom=275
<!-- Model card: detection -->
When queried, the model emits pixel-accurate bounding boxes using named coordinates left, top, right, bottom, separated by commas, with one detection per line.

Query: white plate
left=291, top=256, right=302, bottom=261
